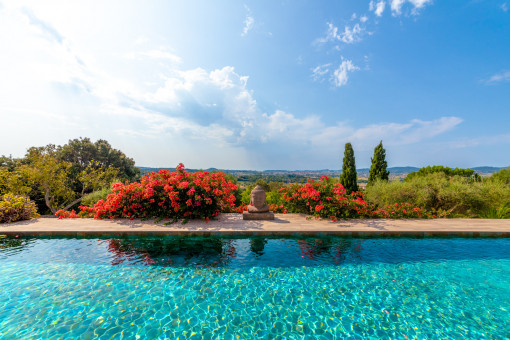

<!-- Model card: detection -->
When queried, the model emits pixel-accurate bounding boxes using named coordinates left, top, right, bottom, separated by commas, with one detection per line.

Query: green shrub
left=240, top=180, right=284, bottom=206
left=81, top=187, right=112, bottom=207
left=489, top=167, right=510, bottom=186
left=365, top=173, right=510, bottom=217
left=0, top=194, right=39, bottom=223
left=480, top=203, right=510, bottom=219
left=266, top=191, right=283, bottom=205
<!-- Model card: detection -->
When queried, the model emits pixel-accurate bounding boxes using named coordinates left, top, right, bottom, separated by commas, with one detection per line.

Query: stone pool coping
left=1, top=214, right=510, bottom=237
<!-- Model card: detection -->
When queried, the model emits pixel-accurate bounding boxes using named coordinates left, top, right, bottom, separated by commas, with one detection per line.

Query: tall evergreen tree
left=368, top=141, right=389, bottom=185
left=340, top=143, right=358, bottom=194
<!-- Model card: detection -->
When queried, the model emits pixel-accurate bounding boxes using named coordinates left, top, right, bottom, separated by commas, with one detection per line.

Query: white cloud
left=332, top=59, right=359, bottom=87
left=311, top=63, right=331, bottom=81
left=448, top=133, right=510, bottom=149
left=484, top=71, right=510, bottom=84
left=502, top=3, right=508, bottom=12
left=340, top=23, right=364, bottom=43
left=124, top=49, right=181, bottom=63
left=319, top=22, right=365, bottom=44
left=341, top=117, right=462, bottom=146
left=370, top=1, right=386, bottom=17
left=311, top=59, right=360, bottom=87
left=242, top=6, right=254, bottom=36
left=20, top=7, right=63, bottom=44
left=390, top=0, right=406, bottom=15
left=360, top=15, right=369, bottom=23
left=0, top=1, right=461, bottom=169
left=408, top=0, right=433, bottom=13
left=390, top=0, right=432, bottom=16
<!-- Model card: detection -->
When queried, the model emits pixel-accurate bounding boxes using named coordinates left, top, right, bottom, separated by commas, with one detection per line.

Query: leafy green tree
left=340, top=143, right=358, bottom=194
left=0, top=167, right=31, bottom=196
left=0, top=155, right=20, bottom=171
left=19, top=150, right=118, bottom=213
left=405, top=165, right=480, bottom=182
left=56, top=137, right=140, bottom=182
left=368, top=141, right=389, bottom=185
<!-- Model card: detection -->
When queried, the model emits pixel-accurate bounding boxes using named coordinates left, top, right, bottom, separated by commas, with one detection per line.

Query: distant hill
left=471, top=166, right=505, bottom=174
left=138, top=165, right=506, bottom=178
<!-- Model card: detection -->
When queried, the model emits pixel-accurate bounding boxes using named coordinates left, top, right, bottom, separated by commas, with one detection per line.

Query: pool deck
left=1, top=214, right=510, bottom=237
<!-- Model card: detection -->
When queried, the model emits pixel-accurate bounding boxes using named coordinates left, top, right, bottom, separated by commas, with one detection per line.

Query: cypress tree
left=368, top=140, right=389, bottom=185
left=340, top=143, right=358, bottom=194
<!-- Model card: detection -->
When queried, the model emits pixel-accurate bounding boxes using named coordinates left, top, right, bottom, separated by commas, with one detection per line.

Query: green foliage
left=489, top=167, right=510, bottom=185
left=240, top=179, right=283, bottom=205
left=0, top=155, right=20, bottom=171
left=56, top=137, right=140, bottom=182
left=255, top=179, right=271, bottom=192
left=406, top=165, right=480, bottom=181
left=19, top=150, right=118, bottom=213
left=81, top=187, right=113, bottom=207
left=480, top=203, right=510, bottom=219
left=340, top=143, right=358, bottom=194
left=266, top=191, right=283, bottom=205
left=0, top=194, right=39, bottom=223
left=365, top=172, right=510, bottom=217
left=368, top=141, right=389, bottom=185
left=0, top=167, right=31, bottom=196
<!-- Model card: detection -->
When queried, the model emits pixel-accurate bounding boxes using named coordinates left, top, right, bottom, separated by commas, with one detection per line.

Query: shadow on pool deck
left=2, top=214, right=510, bottom=237
left=335, top=219, right=391, bottom=231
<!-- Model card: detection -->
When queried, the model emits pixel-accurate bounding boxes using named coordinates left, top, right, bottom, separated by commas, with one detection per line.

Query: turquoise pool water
left=0, top=236, right=509, bottom=339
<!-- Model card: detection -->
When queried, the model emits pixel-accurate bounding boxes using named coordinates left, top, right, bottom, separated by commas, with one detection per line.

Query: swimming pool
left=1, top=236, right=509, bottom=338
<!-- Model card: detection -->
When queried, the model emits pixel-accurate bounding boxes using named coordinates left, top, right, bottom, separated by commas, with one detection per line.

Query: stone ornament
left=243, top=185, right=274, bottom=220
left=247, top=185, right=270, bottom=213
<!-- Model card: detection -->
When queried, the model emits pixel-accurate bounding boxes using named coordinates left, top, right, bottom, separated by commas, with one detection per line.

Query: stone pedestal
left=243, top=211, right=275, bottom=220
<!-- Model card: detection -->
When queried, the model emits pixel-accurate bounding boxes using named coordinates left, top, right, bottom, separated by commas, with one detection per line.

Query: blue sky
left=0, top=0, right=508, bottom=170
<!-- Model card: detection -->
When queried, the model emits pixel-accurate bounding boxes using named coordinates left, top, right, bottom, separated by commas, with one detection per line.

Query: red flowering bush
left=79, top=163, right=237, bottom=223
left=55, top=209, right=79, bottom=219
left=371, top=203, right=427, bottom=218
left=371, top=203, right=449, bottom=219
left=280, top=176, right=372, bottom=219
left=78, top=205, right=96, bottom=218
left=278, top=177, right=443, bottom=220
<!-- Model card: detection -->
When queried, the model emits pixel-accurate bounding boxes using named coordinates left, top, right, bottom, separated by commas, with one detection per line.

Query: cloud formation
left=242, top=7, right=254, bottom=36
left=21, top=7, right=63, bottom=44
left=311, top=63, right=331, bottom=82
left=370, top=1, right=386, bottom=17
left=484, top=71, right=510, bottom=84
left=0, top=1, right=467, bottom=169
left=124, top=49, right=182, bottom=63
left=332, top=59, right=359, bottom=87
left=319, top=22, right=365, bottom=44
left=390, top=0, right=432, bottom=16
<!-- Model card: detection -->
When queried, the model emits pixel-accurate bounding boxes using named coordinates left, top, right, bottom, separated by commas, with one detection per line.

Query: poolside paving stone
left=1, top=213, right=510, bottom=236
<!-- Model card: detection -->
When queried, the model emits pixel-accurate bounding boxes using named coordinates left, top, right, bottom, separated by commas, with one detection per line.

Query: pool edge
left=1, top=230, right=509, bottom=238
